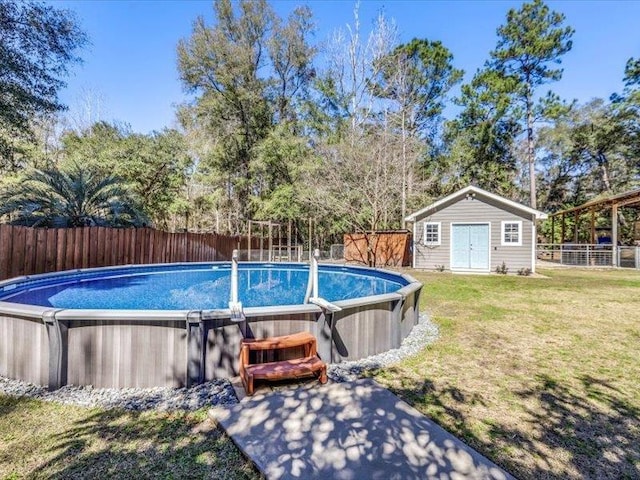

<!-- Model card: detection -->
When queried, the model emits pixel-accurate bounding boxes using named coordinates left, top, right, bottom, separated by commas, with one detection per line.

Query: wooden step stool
left=239, top=331, right=328, bottom=396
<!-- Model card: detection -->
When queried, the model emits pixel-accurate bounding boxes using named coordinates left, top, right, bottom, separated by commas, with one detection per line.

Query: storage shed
left=405, top=186, right=548, bottom=273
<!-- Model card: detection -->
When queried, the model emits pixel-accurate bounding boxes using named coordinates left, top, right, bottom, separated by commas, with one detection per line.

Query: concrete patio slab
left=210, top=378, right=514, bottom=480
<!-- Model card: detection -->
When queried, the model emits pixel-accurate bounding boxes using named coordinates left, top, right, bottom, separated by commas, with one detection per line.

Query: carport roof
left=550, top=188, right=640, bottom=217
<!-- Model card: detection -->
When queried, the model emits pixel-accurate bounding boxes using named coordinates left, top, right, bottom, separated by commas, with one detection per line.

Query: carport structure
left=546, top=188, right=640, bottom=267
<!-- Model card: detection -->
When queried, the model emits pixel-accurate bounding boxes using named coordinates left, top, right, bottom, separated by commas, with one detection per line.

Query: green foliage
left=0, top=164, right=147, bottom=227
left=517, top=267, right=532, bottom=276
left=0, top=0, right=87, bottom=171
left=250, top=125, right=310, bottom=221
left=60, top=122, right=191, bottom=227
left=373, top=38, right=464, bottom=137
left=489, top=0, right=574, bottom=208
left=611, top=58, right=640, bottom=166
left=495, top=262, right=509, bottom=274
left=490, top=0, right=574, bottom=88
left=623, top=57, right=640, bottom=87
left=269, top=6, right=316, bottom=124
left=3, top=0, right=637, bottom=246
left=305, top=74, right=351, bottom=144
left=537, top=99, right=638, bottom=213
left=442, top=69, right=520, bottom=196
left=177, top=0, right=315, bottom=220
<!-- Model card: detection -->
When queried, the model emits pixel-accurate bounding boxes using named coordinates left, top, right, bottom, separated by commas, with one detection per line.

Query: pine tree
left=490, top=0, right=574, bottom=208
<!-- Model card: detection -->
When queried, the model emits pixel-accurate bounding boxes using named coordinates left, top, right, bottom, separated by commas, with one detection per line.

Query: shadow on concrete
left=212, top=378, right=511, bottom=480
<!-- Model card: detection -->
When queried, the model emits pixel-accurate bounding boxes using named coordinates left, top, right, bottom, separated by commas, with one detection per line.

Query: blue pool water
left=0, top=263, right=408, bottom=310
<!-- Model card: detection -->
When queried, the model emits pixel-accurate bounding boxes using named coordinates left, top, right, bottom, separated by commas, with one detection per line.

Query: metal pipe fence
left=237, top=245, right=346, bottom=263
left=537, top=244, right=640, bottom=269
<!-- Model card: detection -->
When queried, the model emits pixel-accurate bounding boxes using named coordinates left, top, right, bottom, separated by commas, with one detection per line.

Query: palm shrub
left=0, top=165, right=148, bottom=227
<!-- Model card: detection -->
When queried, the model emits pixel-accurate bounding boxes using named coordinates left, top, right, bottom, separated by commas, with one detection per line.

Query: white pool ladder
left=305, top=249, right=341, bottom=313
left=229, top=249, right=246, bottom=322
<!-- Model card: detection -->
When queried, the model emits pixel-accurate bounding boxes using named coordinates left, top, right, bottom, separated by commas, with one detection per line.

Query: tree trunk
left=526, top=84, right=537, bottom=209
left=401, top=108, right=407, bottom=225
left=597, top=151, right=612, bottom=192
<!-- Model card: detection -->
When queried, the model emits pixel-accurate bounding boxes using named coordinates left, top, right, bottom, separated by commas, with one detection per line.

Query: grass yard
left=0, top=397, right=259, bottom=479
left=1, top=268, right=638, bottom=479
left=376, top=268, right=640, bottom=479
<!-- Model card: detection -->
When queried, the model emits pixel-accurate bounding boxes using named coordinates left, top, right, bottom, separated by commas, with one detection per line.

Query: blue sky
left=57, top=0, right=640, bottom=134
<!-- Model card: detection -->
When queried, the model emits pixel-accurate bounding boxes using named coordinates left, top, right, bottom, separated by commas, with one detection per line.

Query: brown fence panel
left=56, top=229, right=66, bottom=271
left=36, top=228, right=48, bottom=274
left=344, top=231, right=412, bottom=267
left=10, top=227, right=26, bottom=278
left=0, top=226, right=12, bottom=279
left=0, top=226, right=247, bottom=281
left=23, top=227, right=36, bottom=275
left=45, top=229, right=57, bottom=273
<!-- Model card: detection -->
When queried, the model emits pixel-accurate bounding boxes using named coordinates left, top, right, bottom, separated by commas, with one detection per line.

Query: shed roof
left=404, top=185, right=548, bottom=222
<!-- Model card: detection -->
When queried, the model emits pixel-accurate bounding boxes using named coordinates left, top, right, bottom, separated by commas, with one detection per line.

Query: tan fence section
left=343, top=231, right=412, bottom=267
left=0, top=225, right=244, bottom=281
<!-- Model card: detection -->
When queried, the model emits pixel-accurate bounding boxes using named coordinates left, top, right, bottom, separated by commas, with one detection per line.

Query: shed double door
left=451, top=224, right=490, bottom=271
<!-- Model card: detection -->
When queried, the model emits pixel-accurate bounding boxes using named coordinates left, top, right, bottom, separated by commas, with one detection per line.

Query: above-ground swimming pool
left=0, top=262, right=421, bottom=389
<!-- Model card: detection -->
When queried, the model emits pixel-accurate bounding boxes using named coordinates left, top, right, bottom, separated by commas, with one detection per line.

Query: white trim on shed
left=449, top=222, right=492, bottom=273
left=406, top=186, right=547, bottom=273
left=404, top=185, right=547, bottom=223
left=423, top=222, right=441, bottom=246
left=501, top=220, right=523, bottom=246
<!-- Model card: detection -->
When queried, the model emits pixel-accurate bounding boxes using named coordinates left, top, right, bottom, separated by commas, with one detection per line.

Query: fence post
left=636, top=247, right=640, bottom=270
left=560, top=244, right=564, bottom=265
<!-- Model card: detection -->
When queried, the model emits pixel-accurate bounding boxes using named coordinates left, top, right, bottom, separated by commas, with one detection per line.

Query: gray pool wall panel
left=0, top=264, right=422, bottom=389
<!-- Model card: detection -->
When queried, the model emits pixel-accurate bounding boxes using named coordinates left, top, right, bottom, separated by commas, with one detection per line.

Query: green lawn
left=1, top=268, right=639, bottom=479
left=376, top=268, right=640, bottom=479
left=0, top=396, right=259, bottom=479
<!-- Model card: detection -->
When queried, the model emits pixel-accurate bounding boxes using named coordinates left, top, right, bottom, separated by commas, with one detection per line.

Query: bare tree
left=322, top=3, right=397, bottom=139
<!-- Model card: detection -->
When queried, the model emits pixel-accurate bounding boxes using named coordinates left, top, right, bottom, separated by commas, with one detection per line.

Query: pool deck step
left=244, top=355, right=326, bottom=380
left=240, top=332, right=327, bottom=396
left=210, top=378, right=514, bottom=480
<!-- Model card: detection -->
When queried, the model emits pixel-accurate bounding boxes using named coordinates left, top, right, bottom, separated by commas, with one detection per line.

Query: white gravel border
left=328, top=312, right=438, bottom=382
left=0, top=313, right=437, bottom=411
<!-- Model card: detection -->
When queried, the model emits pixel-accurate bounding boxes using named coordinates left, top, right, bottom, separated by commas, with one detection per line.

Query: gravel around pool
left=0, top=314, right=438, bottom=411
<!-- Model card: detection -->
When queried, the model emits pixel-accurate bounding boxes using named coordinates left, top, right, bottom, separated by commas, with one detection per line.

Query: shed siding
left=413, top=193, right=534, bottom=271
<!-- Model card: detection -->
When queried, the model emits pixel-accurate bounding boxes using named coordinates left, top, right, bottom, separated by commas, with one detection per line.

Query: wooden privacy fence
left=0, top=225, right=246, bottom=281
left=344, top=230, right=412, bottom=267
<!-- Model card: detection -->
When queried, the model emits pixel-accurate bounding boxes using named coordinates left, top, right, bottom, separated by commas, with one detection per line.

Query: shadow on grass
left=33, top=408, right=259, bottom=480
left=500, top=374, right=640, bottom=479
left=383, top=367, right=640, bottom=480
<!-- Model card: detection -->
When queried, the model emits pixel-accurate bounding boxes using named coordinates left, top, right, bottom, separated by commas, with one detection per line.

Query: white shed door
left=451, top=224, right=490, bottom=271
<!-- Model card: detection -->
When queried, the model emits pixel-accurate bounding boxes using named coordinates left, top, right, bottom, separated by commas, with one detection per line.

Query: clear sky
left=56, top=0, right=640, bottom=134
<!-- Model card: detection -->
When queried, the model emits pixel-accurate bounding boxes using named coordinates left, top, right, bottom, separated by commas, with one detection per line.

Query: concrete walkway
left=210, top=378, right=514, bottom=480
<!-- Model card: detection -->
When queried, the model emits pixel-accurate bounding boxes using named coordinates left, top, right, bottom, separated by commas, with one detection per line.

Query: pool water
left=0, top=264, right=407, bottom=310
